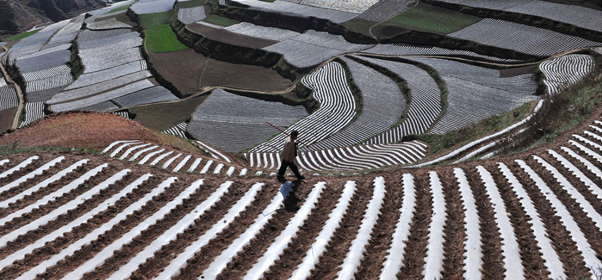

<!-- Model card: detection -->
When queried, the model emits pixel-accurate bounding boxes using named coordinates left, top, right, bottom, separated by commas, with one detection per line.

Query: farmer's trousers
left=277, top=160, right=302, bottom=179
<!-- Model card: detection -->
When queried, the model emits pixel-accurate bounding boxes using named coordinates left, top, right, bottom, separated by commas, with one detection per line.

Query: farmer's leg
left=289, top=161, right=302, bottom=179
left=277, top=160, right=289, bottom=177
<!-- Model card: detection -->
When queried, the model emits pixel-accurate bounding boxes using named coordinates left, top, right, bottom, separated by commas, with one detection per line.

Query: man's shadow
left=278, top=178, right=303, bottom=212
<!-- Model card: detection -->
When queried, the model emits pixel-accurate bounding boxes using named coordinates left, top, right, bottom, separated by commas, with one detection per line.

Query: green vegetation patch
left=108, top=3, right=132, bottom=14
left=341, top=18, right=377, bottom=39
left=145, top=24, right=189, bottom=53
left=139, top=12, right=171, bottom=29
left=386, top=2, right=481, bottom=34
left=417, top=102, right=534, bottom=156
left=202, top=14, right=240, bottom=27
left=4, top=29, right=40, bottom=42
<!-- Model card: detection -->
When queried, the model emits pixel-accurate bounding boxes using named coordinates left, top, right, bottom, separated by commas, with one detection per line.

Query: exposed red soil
left=148, top=49, right=206, bottom=97
left=0, top=112, right=161, bottom=151
left=187, top=23, right=279, bottom=49
left=199, top=58, right=293, bottom=92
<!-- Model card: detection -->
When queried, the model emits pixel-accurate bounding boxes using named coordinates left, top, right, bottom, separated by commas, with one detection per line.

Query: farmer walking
left=277, top=130, right=305, bottom=181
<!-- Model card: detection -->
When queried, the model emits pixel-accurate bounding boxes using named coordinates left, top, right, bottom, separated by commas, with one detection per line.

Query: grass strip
left=385, top=2, right=481, bottom=34
left=4, top=29, right=40, bottom=42
left=145, top=24, right=189, bottom=53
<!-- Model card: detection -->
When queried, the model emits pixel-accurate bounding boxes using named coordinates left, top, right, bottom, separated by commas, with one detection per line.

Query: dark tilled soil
left=199, top=58, right=293, bottom=92
left=187, top=24, right=278, bottom=49
left=148, top=49, right=205, bottom=97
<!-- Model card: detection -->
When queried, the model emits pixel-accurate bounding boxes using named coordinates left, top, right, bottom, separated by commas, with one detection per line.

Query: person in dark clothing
left=277, top=130, right=305, bottom=181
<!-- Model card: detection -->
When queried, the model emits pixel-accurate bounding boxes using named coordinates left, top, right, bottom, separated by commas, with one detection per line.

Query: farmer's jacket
left=281, top=136, right=297, bottom=162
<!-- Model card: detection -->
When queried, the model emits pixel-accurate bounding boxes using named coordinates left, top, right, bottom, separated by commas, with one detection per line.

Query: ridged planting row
left=433, top=0, right=602, bottom=32
left=406, top=57, right=539, bottom=135
left=0, top=84, right=19, bottom=111
left=251, top=62, right=357, bottom=153
left=19, top=102, right=45, bottom=128
left=2, top=128, right=602, bottom=278
left=245, top=140, right=427, bottom=172
left=540, top=54, right=596, bottom=95
left=162, top=122, right=188, bottom=138
left=449, top=18, right=600, bottom=57
left=102, top=140, right=242, bottom=176
left=86, top=18, right=132, bottom=30
left=230, top=0, right=358, bottom=24
left=263, top=31, right=373, bottom=68
left=355, top=56, right=442, bottom=143
left=306, top=57, right=405, bottom=150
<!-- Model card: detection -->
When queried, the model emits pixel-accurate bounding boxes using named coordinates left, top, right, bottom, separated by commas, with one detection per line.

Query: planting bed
left=0, top=84, right=18, bottom=111
left=177, top=6, right=207, bottom=25
left=2, top=122, right=602, bottom=279
left=307, top=57, right=405, bottom=150
left=540, top=54, right=596, bottom=96
left=246, top=140, right=427, bottom=171
left=19, top=102, right=44, bottom=128
left=86, top=18, right=132, bottom=30
left=252, top=62, right=356, bottom=153
left=225, top=22, right=300, bottom=42
left=405, top=57, right=539, bottom=134
left=281, top=0, right=378, bottom=14
left=49, top=70, right=153, bottom=104
left=80, top=47, right=145, bottom=74
left=355, top=0, right=414, bottom=22
left=130, top=0, right=176, bottom=14
left=14, top=50, right=71, bottom=74
left=49, top=79, right=156, bottom=112
left=188, top=89, right=308, bottom=152
left=434, top=0, right=602, bottom=32
left=263, top=30, right=373, bottom=68
left=64, top=60, right=148, bottom=91
left=163, top=122, right=188, bottom=138
left=449, top=18, right=601, bottom=57
left=355, top=56, right=442, bottom=143
left=229, top=0, right=358, bottom=24
left=113, top=86, right=178, bottom=108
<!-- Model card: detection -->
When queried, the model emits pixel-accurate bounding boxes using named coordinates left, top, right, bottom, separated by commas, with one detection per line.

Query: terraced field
left=0, top=112, right=601, bottom=279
